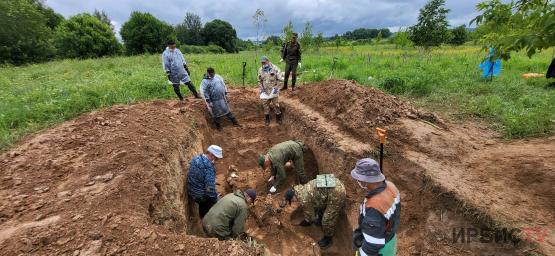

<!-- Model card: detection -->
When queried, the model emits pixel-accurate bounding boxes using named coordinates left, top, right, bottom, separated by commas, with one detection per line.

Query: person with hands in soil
left=162, top=40, right=200, bottom=102
left=258, top=140, right=308, bottom=193
left=187, top=145, right=223, bottom=218
left=258, top=56, right=284, bottom=126
left=202, top=188, right=257, bottom=240
left=280, top=175, right=346, bottom=249
left=200, top=67, right=241, bottom=131
left=351, top=158, right=401, bottom=256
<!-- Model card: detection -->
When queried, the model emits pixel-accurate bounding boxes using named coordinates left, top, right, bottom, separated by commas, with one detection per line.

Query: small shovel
left=375, top=128, right=387, bottom=173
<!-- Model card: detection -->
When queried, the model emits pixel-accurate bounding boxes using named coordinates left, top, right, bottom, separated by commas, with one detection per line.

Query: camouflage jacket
left=294, top=178, right=346, bottom=223
left=258, top=63, right=282, bottom=95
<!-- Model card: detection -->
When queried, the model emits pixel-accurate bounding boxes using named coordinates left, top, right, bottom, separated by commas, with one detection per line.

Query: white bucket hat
left=207, top=145, right=223, bottom=159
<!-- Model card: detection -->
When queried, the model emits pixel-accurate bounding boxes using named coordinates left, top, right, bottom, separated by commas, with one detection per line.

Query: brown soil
left=0, top=80, right=552, bottom=255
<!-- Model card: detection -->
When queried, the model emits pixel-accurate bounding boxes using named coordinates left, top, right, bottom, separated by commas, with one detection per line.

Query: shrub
left=55, top=14, right=121, bottom=59
left=120, top=12, right=175, bottom=55
left=0, top=0, right=59, bottom=64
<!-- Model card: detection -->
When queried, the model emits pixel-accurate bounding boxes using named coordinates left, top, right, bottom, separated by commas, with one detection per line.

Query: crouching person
left=282, top=175, right=346, bottom=248
left=202, top=189, right=257, bottom=240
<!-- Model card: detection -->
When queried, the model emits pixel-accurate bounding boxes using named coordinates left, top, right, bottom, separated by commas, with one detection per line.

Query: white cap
left=207, top=145, right=223, bottom=159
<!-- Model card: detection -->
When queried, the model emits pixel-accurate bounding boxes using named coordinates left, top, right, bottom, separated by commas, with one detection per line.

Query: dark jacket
left=281, top=41, right=302, bottom=64
left=187, top=154, right=217, bottom=201
left=353, top=181, right=401, bottom=256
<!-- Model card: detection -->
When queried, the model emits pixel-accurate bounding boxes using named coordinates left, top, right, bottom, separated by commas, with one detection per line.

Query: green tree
left=449, top=25, right=468, bottom=45
left=201, top=19, right=238, bottom=53
left=93, top=9, right=113, bottom=30
left=175, top=12, right=203, bottom=45
left=0, top=0, right=58, bottom=64
left=55, top=14, right=121, bottom=59
left=281, top=20, right=294, bottom=42
left=120, top=11, right=175, bottom=55
left=38, top=3, right=64, bottom=29
left=409, top=0, right=451, bottom=48
left=472, top=0, right=555, bottom=59
left=300, top=21, right=313, bottom=49
left=375, top=31, right=383, bottom=44
left=265, top=36, right=282, bottom=46
left=393, top=28, right=413, bottom=48
left=314, top=32, right=324, bottom=51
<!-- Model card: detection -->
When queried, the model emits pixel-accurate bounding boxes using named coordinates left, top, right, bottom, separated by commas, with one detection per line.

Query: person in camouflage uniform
left=258, top=56, right=283, bottom=126
left=282, top=176, right=346, bottom=248
left=258, top=140, right=308, bottom=193
left=280, top=33, right=302, bottom=91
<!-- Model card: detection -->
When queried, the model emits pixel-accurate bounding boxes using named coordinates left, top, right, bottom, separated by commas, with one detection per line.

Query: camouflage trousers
left=321, top=184, right=346, bottom=237
left=262, top=97, right=281, bottom=115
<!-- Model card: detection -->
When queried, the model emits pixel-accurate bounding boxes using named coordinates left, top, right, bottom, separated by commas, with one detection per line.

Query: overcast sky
left=44, top=0, right=483, bottom=40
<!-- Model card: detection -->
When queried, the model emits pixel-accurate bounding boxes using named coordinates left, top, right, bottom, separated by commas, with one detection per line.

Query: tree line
left=0, top=0, right=248, bottom=65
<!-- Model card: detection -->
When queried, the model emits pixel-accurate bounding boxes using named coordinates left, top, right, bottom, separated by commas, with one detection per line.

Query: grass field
left=1, top=44, right=554, bottom=150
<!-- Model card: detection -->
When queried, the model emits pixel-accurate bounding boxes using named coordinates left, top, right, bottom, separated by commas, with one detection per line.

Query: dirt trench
left=0, top=80, right=551, bottom=255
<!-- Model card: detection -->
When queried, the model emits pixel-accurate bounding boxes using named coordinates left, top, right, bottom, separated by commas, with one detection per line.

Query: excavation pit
left=0, top=80, right=549, bottom=255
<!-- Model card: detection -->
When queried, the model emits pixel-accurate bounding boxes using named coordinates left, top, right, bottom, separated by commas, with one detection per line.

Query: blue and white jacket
left=187, top=154, right=218, bottom=201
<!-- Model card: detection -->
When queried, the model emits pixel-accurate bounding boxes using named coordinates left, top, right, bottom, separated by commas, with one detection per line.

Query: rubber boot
left=229, top=114, right=241, bottom=127
left=264, top=114, right=270, bottom=126
left=276, top=113, right=283, bottom=125
left=186, top=82, right=201, bottom=99
left=281, top=81, right=288, bottom=91
left=214, top=118, right=223, bottom=131
left=318, top=236, right=333, bottom=249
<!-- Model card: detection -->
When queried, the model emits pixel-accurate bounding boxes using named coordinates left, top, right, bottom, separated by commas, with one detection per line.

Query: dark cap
left=244, top=188, right=257, bottom=204
left=166, top=40, right=176, bottom=45
left=207, top=67, right=215, bottom=74
left=284, top=188, right=295, bottom=205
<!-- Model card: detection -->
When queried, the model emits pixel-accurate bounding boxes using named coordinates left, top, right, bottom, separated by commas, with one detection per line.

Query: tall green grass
left=0, top=45, right=554, bottom=149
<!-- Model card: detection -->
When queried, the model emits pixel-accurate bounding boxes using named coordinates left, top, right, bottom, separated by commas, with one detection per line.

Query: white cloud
left=44, top=0, right=484, bottom=38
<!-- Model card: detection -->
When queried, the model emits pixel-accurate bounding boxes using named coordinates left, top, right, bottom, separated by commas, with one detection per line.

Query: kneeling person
left=282, top=174, right=346, bottom=248
left=202, top=189, right=256, bottom=240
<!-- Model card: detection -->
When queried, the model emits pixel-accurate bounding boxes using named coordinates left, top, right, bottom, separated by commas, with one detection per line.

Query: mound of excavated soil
left=290, top=80, right=444, bottom=143
left=0, top=80, right=552, bottom=255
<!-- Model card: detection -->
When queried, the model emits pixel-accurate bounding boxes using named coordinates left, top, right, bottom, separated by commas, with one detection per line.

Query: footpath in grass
left=0, top=45, right=554, bottom=150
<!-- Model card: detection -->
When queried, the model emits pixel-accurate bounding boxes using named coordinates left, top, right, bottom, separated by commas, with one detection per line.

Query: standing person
left=351, top=158, right=400, bottom=256
left=162, top=41, right=200, bottom=102
left=280, top=32, right=302, bottom=91
left=281, top=175, right=346, bottom=248
left=187, top=145, right=223, bottom=218
left=258, top=140, right=308, bottom=193
left=202, top=188, right=257, bottom=240
left=200, top=67, right=240, bottom=131
left=258, top=56, right=283, bottom=126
